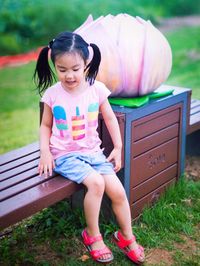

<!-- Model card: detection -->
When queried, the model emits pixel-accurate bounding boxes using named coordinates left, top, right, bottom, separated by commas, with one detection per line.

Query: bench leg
left=186, top=130, right=200, bottom=156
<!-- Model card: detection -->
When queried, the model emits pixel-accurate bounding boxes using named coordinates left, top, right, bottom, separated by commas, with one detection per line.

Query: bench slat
left=0, top=174, right=55, bottom=201
left=0, top=159, right=39, bottom=181
left=190, top=100, right=200, bottom=109
left=0, top=142, right=39, bottom=166
left=1, top=167, right=39, bottom=191
left=0, top=176, right=82, bottom=230
left=187, top=98, right=200, bottom=134
left=190, top=105, right=200, bottom=115
left=191, top=99, right=197, bottom=103
left=190, top=113, right=200, bottom=123
left=0, top=151, right=39, bottom=174
left=189, top=115, right=200, bottom=132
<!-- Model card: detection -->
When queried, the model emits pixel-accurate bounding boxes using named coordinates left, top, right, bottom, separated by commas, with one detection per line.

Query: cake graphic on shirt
left=53, top=106, right=68, bottom=138
left=71, top=106, right=85, bottom=140
left=88, top=103, right=99, bottom=127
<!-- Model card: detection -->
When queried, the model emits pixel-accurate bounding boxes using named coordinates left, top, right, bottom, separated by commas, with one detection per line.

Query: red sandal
left=82, top=229, right=114, bottom=264
left=113, top=231, right=144, bottom=264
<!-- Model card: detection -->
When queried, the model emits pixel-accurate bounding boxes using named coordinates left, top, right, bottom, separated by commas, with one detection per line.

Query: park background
left=0, top=0, right=200, bottom=154
left=0, top=1, right=200, bottom=265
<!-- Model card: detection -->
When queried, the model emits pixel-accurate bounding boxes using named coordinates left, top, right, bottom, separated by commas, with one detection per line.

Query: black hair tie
left=48, top=39, right=55, bottom=49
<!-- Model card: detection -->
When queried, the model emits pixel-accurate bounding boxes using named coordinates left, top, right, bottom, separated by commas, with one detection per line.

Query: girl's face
left=55, top=52, right=86, bottom=92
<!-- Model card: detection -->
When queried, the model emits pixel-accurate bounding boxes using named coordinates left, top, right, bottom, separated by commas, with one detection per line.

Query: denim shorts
left=54, top=151, right=115, bottom=184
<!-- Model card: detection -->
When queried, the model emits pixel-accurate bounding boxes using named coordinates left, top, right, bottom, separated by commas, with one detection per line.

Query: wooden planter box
left=99, top=85, right=190, bottom=219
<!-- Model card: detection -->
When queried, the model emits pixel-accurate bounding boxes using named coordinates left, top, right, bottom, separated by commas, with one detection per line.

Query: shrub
left=1, top=0, right=200, bottom=55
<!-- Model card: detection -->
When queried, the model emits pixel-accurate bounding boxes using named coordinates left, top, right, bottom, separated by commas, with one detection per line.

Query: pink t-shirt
left=41, top=80, right=111, bottom=159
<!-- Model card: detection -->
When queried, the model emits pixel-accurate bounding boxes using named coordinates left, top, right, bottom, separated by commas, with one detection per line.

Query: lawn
left=166, top=26, right=200, bottom=99
left=0, top=62, right=40, bottom=154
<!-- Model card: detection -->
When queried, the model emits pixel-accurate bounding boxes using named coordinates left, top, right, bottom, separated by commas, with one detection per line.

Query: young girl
left=34, top=31, right=145, bottom=264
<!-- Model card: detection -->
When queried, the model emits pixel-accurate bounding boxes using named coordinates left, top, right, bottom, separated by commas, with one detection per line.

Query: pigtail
left=34, top=46, right=56, bottom=96
left=85, top=43, right=101, bottom=85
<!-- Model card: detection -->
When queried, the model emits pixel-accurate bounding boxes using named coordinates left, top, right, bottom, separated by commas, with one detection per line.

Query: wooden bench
left=1, top=86, right=199, bottom=230
left=0, top=102, right=85, bottom=231
left=187, top=99, right=200, bottom=134
left=186, top=91, right=200, bottom=155
left=0, top=142, right=83, bottom=231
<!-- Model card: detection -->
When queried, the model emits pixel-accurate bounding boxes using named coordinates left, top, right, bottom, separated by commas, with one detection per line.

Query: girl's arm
left=100, top=99, right=122, bottom=172
left=39, top=103, right=55, bottom=177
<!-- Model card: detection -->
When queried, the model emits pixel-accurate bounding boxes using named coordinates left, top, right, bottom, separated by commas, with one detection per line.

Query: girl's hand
left=38, top=151, right=55, bottom=178
left=107, top=147, right=122, bottom=173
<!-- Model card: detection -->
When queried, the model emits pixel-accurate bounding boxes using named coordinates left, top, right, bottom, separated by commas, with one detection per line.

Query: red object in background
left=0, top=47, right=42, bottom=68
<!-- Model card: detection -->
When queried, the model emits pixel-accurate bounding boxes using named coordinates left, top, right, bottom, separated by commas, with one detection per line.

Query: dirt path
left=158, top=15, right=200, bottom=32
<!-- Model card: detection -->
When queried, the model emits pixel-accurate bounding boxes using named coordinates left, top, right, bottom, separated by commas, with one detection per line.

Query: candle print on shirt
left=71, top=106, right=86, bottom=140
left=53, top=106, right=68, bottom=138
left=88, top=103, right=99, bottom=127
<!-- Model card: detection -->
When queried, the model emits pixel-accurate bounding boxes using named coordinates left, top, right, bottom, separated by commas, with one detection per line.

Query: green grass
left=0, top=62, right=40, bottom=154
left=136, top=178, right=200, bottom=245
left=0, top=177, right=200, bottom=265
left=166, top=26, right=200, bottom=99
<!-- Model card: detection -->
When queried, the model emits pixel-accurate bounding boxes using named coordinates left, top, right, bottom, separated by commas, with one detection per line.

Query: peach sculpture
left=75, top=14, right=172, bottom=97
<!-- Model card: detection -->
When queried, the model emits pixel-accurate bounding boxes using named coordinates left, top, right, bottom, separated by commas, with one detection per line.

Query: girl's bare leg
left=103, top=174, right=145, bottom=262
left=82, top=172, right=111, bottom=260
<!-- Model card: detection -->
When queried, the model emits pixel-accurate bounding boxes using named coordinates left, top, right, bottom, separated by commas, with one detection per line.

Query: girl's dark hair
left=34, top=31, right=101, bottom=95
